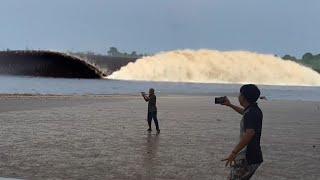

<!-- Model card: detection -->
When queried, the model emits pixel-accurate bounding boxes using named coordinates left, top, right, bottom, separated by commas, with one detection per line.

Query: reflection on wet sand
left=143, top=133, right=160, bottom=179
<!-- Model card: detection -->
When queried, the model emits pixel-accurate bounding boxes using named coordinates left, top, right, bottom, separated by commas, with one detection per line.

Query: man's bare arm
left=232, top=129, right=255, bottom=154
left=142, top=94, right=150, bottom=102
left=222, top=129, right=255, bottom=167
left=221, top=97, right=244, bottom=115
left=228, top=104, right=245, bottom=115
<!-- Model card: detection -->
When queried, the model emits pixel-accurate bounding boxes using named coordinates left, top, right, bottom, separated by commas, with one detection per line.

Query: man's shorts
left=229, top=151, right=261, bottom=180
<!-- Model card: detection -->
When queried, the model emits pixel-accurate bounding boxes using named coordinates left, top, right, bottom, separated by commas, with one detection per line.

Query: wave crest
left=108, top=49, right=320, bottom=86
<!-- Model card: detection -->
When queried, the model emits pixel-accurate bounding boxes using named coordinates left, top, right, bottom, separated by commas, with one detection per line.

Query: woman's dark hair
left=240, top=84, right=260, bottom=103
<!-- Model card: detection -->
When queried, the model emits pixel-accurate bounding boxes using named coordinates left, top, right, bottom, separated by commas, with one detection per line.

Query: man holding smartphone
left=141, top=88, right=160, bottom=134
left=220, top=84, right=263, bottom=180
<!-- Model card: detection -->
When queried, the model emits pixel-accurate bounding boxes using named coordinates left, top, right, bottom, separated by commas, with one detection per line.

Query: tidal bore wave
left=0, top=50, right=137, bottom=79
left=108, top=49, right=320, bottom=86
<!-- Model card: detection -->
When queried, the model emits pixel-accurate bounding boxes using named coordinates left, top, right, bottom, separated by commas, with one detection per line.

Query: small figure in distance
left=141, top=88, right=160, bottom=134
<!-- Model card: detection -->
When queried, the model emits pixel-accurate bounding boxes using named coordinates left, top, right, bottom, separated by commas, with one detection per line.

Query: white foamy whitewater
left=108, top=49, right=320, bottom=86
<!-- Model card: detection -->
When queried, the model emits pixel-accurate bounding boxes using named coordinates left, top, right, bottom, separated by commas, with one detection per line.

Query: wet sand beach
left=0, top=95, right=319, bottom=179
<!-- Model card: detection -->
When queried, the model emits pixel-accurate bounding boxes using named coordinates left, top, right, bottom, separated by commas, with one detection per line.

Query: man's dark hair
left=240, top=84, right=260, bottom=103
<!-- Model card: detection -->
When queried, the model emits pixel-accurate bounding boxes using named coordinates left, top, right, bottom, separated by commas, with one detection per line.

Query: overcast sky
left=0, top=0, right=319, bottom=57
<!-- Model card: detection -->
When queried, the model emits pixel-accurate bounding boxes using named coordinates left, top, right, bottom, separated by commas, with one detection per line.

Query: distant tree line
left=107, top=47, right=148, bottom=58
left=282, top=53, right=320, bottom=73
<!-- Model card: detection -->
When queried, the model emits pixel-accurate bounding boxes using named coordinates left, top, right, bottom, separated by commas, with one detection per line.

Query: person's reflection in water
left=142, top=133, right=160, bottom=180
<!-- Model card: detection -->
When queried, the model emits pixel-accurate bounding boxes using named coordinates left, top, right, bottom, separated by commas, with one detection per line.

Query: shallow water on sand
left=0, top=96, right=319, bottom=179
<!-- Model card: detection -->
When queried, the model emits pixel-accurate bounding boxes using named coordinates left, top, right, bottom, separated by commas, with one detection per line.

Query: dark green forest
left=282, top=53, right=320, bottom=73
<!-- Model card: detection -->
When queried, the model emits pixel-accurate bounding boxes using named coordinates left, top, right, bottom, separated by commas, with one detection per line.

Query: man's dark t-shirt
left=148, top=94, right=157, bottom=112
left=242, top=103, right=263, bottom=164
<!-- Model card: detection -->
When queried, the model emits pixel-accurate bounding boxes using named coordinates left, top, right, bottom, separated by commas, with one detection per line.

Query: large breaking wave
left=108, top=49, right=320, bottom=86
left=0, top=50, right=105, bottom=78
left=0, top=51, right=137, bottom=79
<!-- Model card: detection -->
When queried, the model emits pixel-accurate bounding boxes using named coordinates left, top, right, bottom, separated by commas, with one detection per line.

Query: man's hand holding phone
left=221, top=96, right=231, bottom=106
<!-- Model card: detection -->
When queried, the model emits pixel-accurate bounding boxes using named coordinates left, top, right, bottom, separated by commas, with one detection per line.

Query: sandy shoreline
left=0, top=95, right=319, bottom=179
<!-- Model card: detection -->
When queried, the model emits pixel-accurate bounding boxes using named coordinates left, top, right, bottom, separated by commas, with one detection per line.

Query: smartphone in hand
left=215, top=96, right=226, bottom=104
